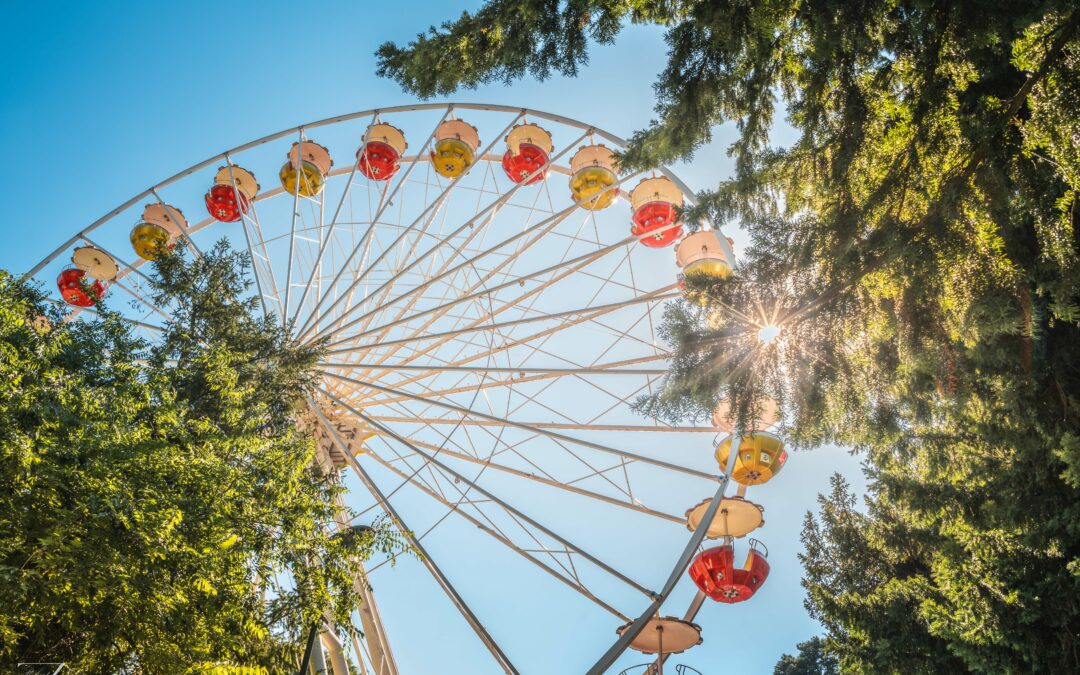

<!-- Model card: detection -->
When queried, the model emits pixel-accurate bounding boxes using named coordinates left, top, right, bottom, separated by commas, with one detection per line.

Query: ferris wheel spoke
left=330, top=211, right=584, bottom=385
left=309, top=400, right=520, bottom=675
left=295, top=108, right=489, bottom=341
left=366, top=446, right=630, bottom=622
left=282, top=128, right=307, bottom=327
left=342, top=286, right=674, bottom=400
left=52, top=300, right=164, bottom=334
left=332, top=202, right=583, bottom=383
left=326, top=394, right=658, bottom=600
left=318, top=372, right=716, bottom=481
left=320, top=361, right=667, bottom=408
left=307, top=130, right=596, bottom=347
left=288, top=113, right=375, bottom=328
left=221, top=158, right=283, bottom=317
left=376, top=428, right=682, bottom=523
left=347, top=145, right=511, bottom=339
left=342, top=156, right=519, bottom=347
left=317, top=134, right=587, bottom=349
left=331, top=225, right=646, bottom=359
left=294, top=107, right=453, bottom=339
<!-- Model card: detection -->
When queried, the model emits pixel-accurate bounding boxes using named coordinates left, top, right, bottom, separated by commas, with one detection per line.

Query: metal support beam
left=319, top=370, right=717, bottom=482
left=317, top=389, right=657, bottom=599
left=309, top=399, right=520, bottom=675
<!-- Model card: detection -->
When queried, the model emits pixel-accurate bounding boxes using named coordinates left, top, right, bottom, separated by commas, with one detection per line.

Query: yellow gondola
left=569, top=145, right=619, bottom=210
left=431, top=120, right=481, bottom=178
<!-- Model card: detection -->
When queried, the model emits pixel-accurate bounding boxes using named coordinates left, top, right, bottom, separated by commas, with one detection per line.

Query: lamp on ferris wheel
left=204, top=166, right=258, bottom=223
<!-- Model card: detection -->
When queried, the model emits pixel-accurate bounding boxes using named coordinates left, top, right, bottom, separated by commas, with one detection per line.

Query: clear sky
left=1, top=2, right=867, bottom=673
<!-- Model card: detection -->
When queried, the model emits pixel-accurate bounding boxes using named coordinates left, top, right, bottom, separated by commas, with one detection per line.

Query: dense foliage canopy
left=773, top=635, right=838, bottom=675
left=0, top=245, right=400, bottom=673
left=380, top=2, right=1080, bottom=671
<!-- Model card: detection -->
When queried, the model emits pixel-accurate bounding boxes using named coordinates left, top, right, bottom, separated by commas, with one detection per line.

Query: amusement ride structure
left=26, top=103, right=792, bottom=674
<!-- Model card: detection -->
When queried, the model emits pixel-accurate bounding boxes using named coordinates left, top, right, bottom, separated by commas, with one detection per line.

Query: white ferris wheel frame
left=25, top=103, right=745, bottom=675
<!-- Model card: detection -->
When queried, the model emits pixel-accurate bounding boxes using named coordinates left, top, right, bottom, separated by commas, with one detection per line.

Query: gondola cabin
left=357, top=123, right=408, bottom=181
left=675, top=230, right=733, bottom=281
left=431, top=119, right=481, bottom=178
left=689, top=540, right=770, bottom=603
left=205, top=166, right=258, bottom=222
left=569, top=145, right=619, bottom=210
left=57, top=267, right=107, bottom=307
left=131, top=203, right=186, bottom=261
left=629, top=177, right=683, bottom=247
left=502, top=123, right=553, bottom=185
left=281, top=141, right=332, bottom=197
left=715, top=432, right=788, bottom=486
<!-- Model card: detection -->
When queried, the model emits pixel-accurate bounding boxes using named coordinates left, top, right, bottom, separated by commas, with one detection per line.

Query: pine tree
left=380, top=3, right=1080, bottom=671
left=0, top=244, right=402, bottom=673
left=773, top=636, right=839, bottom=675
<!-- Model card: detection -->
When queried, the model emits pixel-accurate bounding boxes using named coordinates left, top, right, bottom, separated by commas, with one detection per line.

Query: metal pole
left=308, top=399, right=520, bottom=675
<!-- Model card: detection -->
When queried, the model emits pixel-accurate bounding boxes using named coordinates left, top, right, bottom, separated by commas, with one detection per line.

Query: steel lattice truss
left=27, top=104, right=738, bottom=674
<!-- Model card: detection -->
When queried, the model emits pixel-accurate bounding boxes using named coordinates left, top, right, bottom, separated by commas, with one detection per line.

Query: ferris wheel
left=27, top=103, right=790, bottom=674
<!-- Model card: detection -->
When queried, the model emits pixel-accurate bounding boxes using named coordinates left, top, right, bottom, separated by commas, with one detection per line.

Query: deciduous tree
left=0, top=244, right=402, bottom=673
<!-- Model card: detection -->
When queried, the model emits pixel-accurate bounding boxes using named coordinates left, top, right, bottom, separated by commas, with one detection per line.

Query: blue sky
left=1, top=2, right=867, bottom=673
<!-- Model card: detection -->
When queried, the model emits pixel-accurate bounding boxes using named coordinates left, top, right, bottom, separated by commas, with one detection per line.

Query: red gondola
left=204, top=184, right=249, bottom=222
left=688, top=540, right=770, bottom=603
left=357, top=123, right=407, bottom=181
left=57, top=268, right=107, bottom=307
left=629, top=177, right=684, bottom=247
left=502, top=124, right=554, bottom=185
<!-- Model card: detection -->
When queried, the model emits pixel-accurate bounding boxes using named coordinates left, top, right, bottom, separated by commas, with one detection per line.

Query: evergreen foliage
left=380, top=2, right=1080, bottom=671
left=773, top=636, right=839, bottom=675
left=0, top=244, right=403, bottom=673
